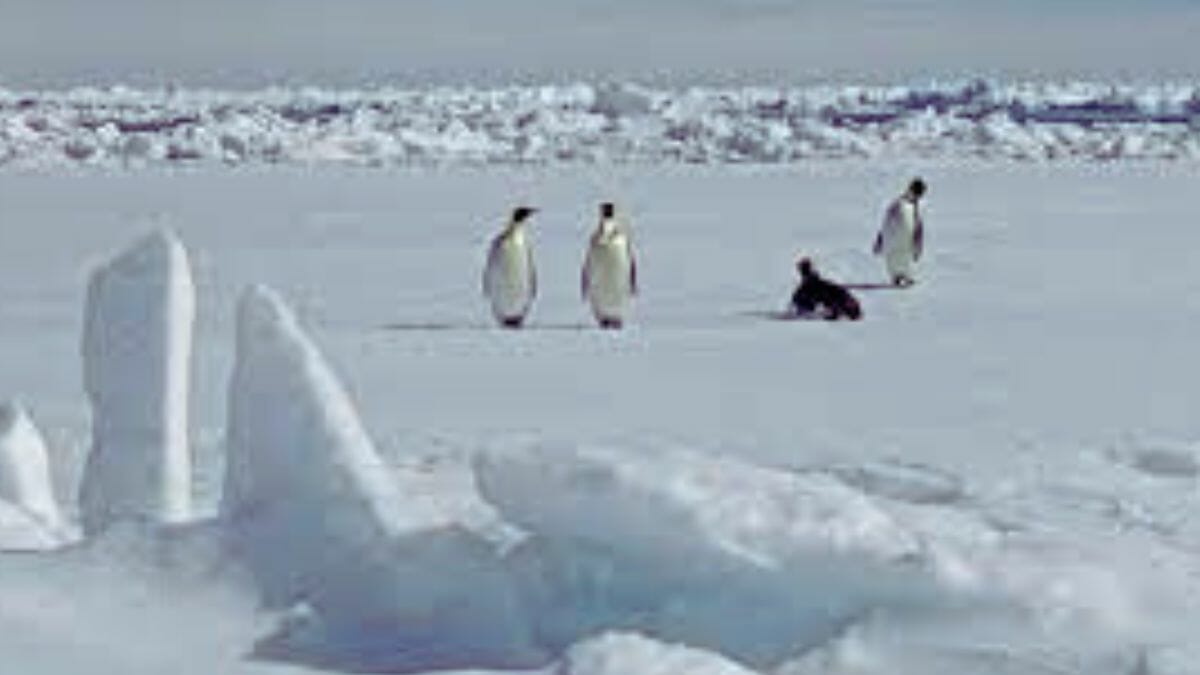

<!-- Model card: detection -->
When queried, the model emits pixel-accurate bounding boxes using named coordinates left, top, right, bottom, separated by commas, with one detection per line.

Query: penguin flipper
left=581, top=255, right=591, bottom=300
left=629, top=246, right=638, bottom=296
left=528, top=246, right=538, bottom=299
left=483, top=236, right=501, bottom=296
left=872, top=231, right=883, bottom=255
left=913, top=217, right=924, bottom=261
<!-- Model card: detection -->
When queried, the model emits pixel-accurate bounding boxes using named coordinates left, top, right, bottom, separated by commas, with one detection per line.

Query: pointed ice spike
left=221, top=284, right=403, bottom=606
left=0, top=401, right=64, bottom=530
left=221, top=287, right=544, bottom=670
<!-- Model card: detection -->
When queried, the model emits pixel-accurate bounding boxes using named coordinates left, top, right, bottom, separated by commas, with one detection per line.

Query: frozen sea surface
left=1, top=162, right=1199, bottom=673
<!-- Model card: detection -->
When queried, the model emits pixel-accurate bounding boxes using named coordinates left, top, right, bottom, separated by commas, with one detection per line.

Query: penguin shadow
left=379, top=320, right=592, bottom=333
left=739, top=309, right=838, bottom=323
left=842, top=281, right=908, bottom=291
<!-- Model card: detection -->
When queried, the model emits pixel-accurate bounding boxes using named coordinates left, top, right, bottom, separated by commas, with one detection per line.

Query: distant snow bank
left=3, top=80, right=1200, bottom=167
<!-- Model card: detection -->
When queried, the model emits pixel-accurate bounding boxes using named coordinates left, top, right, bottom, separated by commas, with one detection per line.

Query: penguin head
left=512, top=206, right=537, bottom=223
left=600, top=202, right=616, bottom=220
left=907, top=178, right=927, bottom=201
left=796, top=256, right=815, bottom=279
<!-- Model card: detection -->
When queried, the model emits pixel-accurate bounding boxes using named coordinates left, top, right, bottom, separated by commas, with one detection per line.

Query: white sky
left=0, top=1, right=1198, bottom=87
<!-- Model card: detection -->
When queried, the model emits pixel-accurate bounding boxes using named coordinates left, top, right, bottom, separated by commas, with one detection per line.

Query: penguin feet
left=892, top=275, right=915, bottom=288
left=499, top=317, right=526, bottom=329
left=597, top=317, right=624, bottom=330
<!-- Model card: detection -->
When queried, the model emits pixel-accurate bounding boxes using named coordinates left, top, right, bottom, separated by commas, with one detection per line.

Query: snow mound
left=0, top=401, right=64, bottom=531
left=79, top=229, right=195, bottom=535
left=222, top=285, right=540, bottom=672
left=477, top=444, right=936, bottom=667
left=557, top=632, right=757, bottom=675
left=767, top=535, right=1182, bottom=675
left=1108, top=440, right=1200, bottom=479
left=777, top=607, right=1155, bottom=675
left=591, top=82, right=655, bottom=119
left=830, top=460, right=966, bottom=505
left=1, top=80, right=1199, bottom=167
left=477, top=443, right=920, bottom=570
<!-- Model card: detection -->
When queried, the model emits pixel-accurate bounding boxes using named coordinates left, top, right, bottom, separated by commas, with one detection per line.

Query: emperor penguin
left=581, top=202, right=638, bottom=329
left=482, top=206, right=538, bottom=328
left=872, top=178, right=927, bottom=286
left=791, top=257, right=862, bottom=321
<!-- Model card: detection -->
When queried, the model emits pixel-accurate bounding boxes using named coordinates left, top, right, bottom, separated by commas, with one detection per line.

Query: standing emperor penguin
left=872, top=178, right=927, bottom=286
left=581, top=202, right=638, bottom=329
left=482, top=206, right=538, bottom=328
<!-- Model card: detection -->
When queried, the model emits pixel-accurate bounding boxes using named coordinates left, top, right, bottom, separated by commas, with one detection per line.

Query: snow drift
left=0, top=521, right=282, bottom=675
left=79, top=229, right=195, bottom=535
left=0, top=501, right=65, bottom=552
left=2, top=80, right=1200, bottom=168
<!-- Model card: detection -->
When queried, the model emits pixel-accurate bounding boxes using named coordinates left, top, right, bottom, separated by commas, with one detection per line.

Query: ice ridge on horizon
left=2, top=79, right=1200, bottom=167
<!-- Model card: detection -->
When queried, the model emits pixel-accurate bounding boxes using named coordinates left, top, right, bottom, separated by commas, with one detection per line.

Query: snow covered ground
left=2, top=161, right=1200, bottom=673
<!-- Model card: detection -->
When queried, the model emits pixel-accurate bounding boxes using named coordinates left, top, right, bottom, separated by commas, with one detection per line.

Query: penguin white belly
left=486, top=235, right=534, bottom=321
left=880, top=204, right=917, bottom=279
left=882, top=230, right=915, bottom=278
left=586, top=239, right=632, bottom=320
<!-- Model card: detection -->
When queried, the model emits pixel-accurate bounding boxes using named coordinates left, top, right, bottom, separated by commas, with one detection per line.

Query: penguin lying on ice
left=790, top=257, right=862, bottom=321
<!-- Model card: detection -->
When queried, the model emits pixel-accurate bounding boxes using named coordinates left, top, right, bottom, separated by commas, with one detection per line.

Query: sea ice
left=78, top=229, right=195, bottom=535
left=477, top=444, right=937, bottom=666
left=222, top=285, right=540, bottom=672
left=2, top=81, right=1199, bottom=168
